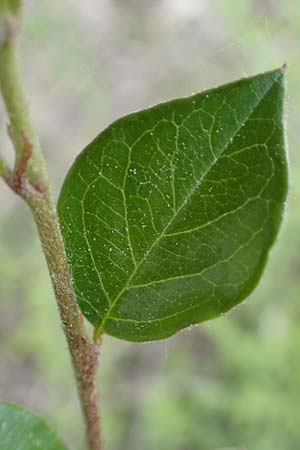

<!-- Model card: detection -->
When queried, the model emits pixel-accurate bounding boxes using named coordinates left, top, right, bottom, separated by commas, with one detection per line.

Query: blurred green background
left=0, top=1, right=299, bottom=449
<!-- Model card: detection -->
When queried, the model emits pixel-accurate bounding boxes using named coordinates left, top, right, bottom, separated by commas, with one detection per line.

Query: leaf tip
left=281, top=62, right=288, bottom=72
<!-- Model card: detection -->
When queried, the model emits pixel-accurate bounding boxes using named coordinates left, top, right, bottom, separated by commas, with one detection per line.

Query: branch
left=0, top=130, right=43, bottom=197
left=0, top=154, right=13, bottom=185
left=0, top=1, right=48, bottom=189
left=0, top=3, right=102, bottom=450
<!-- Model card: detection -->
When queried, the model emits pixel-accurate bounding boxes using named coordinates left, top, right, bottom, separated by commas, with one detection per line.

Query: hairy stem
left=29, top=191, right=102, bottom=450
left=0, top=3, right=102, bottom=449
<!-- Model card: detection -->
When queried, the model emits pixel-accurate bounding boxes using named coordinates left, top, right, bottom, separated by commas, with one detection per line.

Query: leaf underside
left=0, top=402, right=67, bottom=450
left=58, top=68, right=287, bottom=342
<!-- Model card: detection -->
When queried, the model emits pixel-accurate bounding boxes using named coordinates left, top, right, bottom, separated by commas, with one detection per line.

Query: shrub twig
left=0, top=2, right=103, bottom=449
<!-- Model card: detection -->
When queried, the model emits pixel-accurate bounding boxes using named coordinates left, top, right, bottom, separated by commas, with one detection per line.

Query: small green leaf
left=0, top=402, right=68, bottom=450
left=58, top=68, right=288, bottom=342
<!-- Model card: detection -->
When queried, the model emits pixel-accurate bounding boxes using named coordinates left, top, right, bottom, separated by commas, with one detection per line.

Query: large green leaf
left=0, top=402, right=67, bottom=450
left=58, top=68, right=287, bottom=342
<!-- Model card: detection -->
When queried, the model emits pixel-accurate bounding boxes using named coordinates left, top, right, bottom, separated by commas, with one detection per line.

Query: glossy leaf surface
left=58, top=68, right=287, bottom=342
left=0, top=402, right=67, bottom=450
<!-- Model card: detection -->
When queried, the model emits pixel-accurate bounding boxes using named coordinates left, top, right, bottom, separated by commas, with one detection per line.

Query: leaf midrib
left=97, top=72, right=281, bottom=332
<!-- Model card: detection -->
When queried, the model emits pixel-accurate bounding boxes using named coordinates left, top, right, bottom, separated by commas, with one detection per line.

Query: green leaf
left=58, top=68, right=288, bottom=342
left=0, top=402, right=68, bottom=450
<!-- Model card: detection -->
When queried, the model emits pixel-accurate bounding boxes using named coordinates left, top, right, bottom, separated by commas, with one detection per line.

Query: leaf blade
left=0, top=402, right=68, bottom=450
left=58, top=68, right=287, bottom=342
